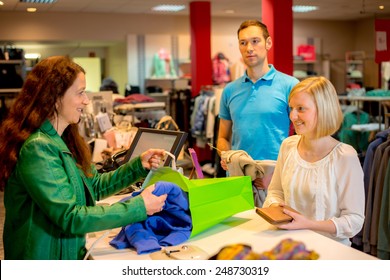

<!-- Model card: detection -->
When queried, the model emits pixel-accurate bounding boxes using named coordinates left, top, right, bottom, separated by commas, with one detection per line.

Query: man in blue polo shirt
left=217, top=20, right=298, bottom=202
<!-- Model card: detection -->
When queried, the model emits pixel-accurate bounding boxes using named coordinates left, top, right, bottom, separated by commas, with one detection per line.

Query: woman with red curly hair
left=0, top=56, right=167, bottom=259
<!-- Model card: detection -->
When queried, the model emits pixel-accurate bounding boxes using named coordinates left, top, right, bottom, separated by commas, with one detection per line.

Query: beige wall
left=0, top=11, right=380, bottom=93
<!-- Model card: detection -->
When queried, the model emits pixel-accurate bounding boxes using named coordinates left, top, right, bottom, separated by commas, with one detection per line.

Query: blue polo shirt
left=219, top=65, right=299, bottom=160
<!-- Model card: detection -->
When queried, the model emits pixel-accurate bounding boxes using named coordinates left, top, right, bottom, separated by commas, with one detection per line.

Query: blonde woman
left=263, top=76, right=365, bottom=246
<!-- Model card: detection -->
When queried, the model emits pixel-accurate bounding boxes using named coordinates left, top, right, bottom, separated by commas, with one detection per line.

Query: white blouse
left=263, top=135, right=365, bottom=246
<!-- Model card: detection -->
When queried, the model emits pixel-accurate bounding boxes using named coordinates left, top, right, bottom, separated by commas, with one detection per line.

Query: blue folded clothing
left=109, top=181, right=192, bottom=254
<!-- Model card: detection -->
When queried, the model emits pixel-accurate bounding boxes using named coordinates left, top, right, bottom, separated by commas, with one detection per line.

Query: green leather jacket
left=4, top=120, right=149, bottom=260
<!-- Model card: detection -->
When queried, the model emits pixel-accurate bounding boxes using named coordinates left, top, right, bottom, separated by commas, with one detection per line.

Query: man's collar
left=243, top=64, right=276, bottom=83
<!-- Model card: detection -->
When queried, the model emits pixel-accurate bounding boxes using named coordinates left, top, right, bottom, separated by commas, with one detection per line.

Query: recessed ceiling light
left=225, top=9, right=235, bottom=14
left=20, top=0, right=56, bottom=3
left=27, top=7, right=37, bottom=12
left=0, top=1, right=4, bottom=6
left=379, top=5, right=385, bottom=10
left=152, top=4, right=185, bottom=12
left=292, top=5, right=318, bottom=13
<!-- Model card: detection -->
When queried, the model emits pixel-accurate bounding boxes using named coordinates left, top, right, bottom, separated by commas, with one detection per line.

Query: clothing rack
left=355, top=128, right=390, bottom=259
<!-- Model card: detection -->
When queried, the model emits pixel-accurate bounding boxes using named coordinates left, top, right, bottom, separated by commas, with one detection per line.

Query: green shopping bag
left=142, top=166, right=254, bottom=237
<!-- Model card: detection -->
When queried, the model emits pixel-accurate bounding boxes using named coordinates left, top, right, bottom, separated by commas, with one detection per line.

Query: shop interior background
left=1, top=0, right=389, bottom=94
left=1, top=0, right=390, bottom=260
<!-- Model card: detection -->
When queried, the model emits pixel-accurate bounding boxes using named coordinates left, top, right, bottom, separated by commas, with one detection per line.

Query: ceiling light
left=27, top=7, right=37, bottom=12
left=0, top=1, right=4, bottom=6
left=25, top=53, right=41, bottom=59
left=292, top=5, right=318, bottom=13
left=152, top=4, right=185, bottom=12
left=225, top=10, right=235, bottom=14
left=379, top=6, right=384, bottom=10
left=20, top=0, right=56, bottom=3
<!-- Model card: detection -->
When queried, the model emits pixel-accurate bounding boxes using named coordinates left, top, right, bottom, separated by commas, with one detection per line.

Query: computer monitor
left=119, top=127, right=188, bottom=166
left=85, top=91, right=113, bottom=115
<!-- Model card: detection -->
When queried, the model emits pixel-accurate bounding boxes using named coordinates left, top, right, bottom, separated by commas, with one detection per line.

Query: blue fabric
left=218, top=65, right=299, bottom=160
left=109, top=181, right=192, bottom=254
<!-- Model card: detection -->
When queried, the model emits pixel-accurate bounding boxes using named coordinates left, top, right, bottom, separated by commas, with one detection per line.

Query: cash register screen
left=121, top=127, right=188, bottom=166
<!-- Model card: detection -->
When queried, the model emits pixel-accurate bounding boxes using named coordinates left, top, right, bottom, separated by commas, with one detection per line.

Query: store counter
left=86, top=195, right=377, bottom=260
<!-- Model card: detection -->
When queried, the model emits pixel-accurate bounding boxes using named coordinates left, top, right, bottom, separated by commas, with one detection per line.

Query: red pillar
left=189, top=2, right=213, bottom=163
left=262, top=0, right=293, bottom=76
left=190, top=1, right=212, bottom=97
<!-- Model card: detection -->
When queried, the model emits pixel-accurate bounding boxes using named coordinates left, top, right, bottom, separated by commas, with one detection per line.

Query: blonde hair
left=289, top=76, right=343, bottom=138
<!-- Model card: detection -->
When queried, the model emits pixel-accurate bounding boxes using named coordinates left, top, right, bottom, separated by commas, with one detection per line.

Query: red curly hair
left=0, top=56, right=92, bottom=191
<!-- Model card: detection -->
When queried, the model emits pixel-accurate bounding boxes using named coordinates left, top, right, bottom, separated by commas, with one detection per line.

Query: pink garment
left=212, top=54, right=230, bottom=85
left=114, top=94, right=155, bottom=104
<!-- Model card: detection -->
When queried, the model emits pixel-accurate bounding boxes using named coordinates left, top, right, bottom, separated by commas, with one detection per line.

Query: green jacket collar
left=39, top=119, right=70, bottom=153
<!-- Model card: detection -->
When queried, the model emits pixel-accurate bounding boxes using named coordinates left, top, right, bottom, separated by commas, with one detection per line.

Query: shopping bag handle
left=165, top=151, right=177, bottom=170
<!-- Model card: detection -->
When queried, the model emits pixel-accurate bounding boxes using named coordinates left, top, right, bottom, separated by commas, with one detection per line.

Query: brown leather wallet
left=255, top=205, right=299, bottom=225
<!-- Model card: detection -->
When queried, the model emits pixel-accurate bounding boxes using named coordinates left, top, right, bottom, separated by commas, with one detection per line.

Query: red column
left=262, top=0, right=293, bottom=75
left=189, top=2, right=213, bottom=163
left=190, top=1, right=212, bottom=97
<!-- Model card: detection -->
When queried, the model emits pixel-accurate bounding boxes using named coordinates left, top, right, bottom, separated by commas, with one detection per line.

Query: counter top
left=86, top=195, right=377, bottom=260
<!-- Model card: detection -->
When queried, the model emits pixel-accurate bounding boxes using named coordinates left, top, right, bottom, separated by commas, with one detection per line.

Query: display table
left=85, top=195, right=377, bottom=260
left=113, top=101, right=166, bottom=125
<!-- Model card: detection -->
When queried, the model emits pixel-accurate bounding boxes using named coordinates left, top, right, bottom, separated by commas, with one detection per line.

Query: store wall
left=294, top=18, right=377, bottom=92
left=106, top=42, right=127, bottom=94
left=0, top=11, right=379, bottom=93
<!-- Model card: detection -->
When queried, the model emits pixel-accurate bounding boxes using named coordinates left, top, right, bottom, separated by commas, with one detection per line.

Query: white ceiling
left=0, top=0, right=389, bottom=21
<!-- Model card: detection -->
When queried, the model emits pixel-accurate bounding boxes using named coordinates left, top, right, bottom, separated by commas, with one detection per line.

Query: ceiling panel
left=1, top=0, right=389, bottom=21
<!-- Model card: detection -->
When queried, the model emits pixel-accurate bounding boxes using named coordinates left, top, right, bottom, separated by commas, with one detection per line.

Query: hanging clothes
left=152, top=48, right=177, bottom=78
left=359, top=129, right=390, bottom=259
left=338, top=109, right=370, bottom=152
left=212, top=53, right=230, bottom=85
left=190, top=87, right=216, bottom=147
left=377, top=158, right=390, bottom=259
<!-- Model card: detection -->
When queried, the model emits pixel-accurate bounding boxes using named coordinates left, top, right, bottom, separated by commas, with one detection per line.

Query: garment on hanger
left=352, top=130, right=390, bottom=248
left=382, top=62, right=390, bottom=90
left=152, top=48, right=177, bottom=78
left=338, top=108, right=370, bottom=152
left=212, top=53, right=230, bottom=85
left=190, top=87, right=217, bottom=148
left=190, top=87, right=216, bottom=146
left=377, top=157, right=390, bottom=259
left=359, top=130, right=390, bottom=259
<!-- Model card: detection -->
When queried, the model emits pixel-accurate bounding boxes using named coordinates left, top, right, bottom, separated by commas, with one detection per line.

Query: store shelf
left=0, top=56, right=26, bottom=122
left=0, top=59, right=24, bottom=64
left=293, top=60, right=318, bottom=80
left=345, top=51, right=365, bottom=89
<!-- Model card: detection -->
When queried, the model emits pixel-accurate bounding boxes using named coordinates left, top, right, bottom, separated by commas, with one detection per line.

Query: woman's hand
left=276, top=207, right=312, bottom=230
left=140, top=184, right=167, bottom=215
left=140, top=149, right=165, bottom=170
left=277, top=207, right=337, bottom=234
